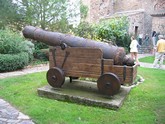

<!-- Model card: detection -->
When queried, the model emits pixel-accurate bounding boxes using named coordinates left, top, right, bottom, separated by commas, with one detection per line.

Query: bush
left=33, top=41, right=48, bottom=50
left=33, top=41, right=49, bottom=61
left=22, top=41, right=35, bottom=62
left=0, top=29, right=34, bottom=72
left=94, top=16, right=130, bottom=47
left=0, top=52, right=29, bottom=72
left=73, top=22, right=95, bottom=39
left=33, top=49, right=49, bottom=61
left=0, top=29, right=24, bottom=54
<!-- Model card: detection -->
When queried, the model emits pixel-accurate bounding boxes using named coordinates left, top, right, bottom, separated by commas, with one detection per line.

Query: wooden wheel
left=97, top=73, right=121, bottom=96
left=46, top=67, right=65, bottom=88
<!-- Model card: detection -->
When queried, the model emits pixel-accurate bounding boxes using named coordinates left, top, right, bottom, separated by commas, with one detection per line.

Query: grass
left=139, top=55, right=165, bottom=64
left=0, top=67, right=165, bottom=124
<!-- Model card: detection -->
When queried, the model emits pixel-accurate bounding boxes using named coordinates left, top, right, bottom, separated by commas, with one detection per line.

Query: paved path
left=0, top=64, right=49, bottom=124
left=0, top=64, right=49, bottom=79
left=129, top=53, right=165, bottom=70
left=0, top=54, right=164, bottom=124
left=0, top=99, right=34, bottom=124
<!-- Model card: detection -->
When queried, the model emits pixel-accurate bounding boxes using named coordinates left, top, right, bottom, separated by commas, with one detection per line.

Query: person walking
left=153, top=35, right=165, bottom=69
left=130, top=36, right=140, bottom=66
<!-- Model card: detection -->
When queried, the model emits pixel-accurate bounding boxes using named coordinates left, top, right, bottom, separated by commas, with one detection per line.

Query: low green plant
left=0, top=29, right=23, bottom=54
left=0, top=67, right=164, bottom=124
left=94, top=16, right=130, bottom=48
left=33, top=50, right=48, bottom=61
left=33, top=41, right=48, bottom=50
left=33, top=41, right=49, bottom=61
left=73, top=21, right=95, bottom=39
left=0, top=52, right=29, bottom=72
left=0, top=29, right=34, bottom=71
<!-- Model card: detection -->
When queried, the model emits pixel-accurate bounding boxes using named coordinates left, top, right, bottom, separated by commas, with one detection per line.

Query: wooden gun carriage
left=48, top=46, right=137, bottom=96
left=23, top=26, right=137, bottom=96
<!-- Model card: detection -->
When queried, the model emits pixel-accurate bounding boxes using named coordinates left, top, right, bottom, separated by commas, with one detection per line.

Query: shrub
left=73, top=21, right=95, bottom=39
left=0, top=29, right=34, bottom=72
left=21, top=41, right=35, bottom=62
left=94, top=16, right=130, bottom=48
left=0, top=52, right=29, bottom=72
left=33, top=41, right=48, bottom=50
left=33, top=41, right=49, bottom=61
left=33, top=49, right=49, bottom=61
left=0, top=29, right=24, bottom=54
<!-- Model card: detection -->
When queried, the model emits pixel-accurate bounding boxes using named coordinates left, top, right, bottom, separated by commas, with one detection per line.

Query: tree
left=17, top=0, right=69, bottom=32
left=0, top=0, right=22, bottom=29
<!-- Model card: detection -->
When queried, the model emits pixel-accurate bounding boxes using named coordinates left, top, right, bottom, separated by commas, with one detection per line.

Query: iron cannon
left=23, top=26, right=134, bottom=66
left=23, top=26, right=137, bottom=96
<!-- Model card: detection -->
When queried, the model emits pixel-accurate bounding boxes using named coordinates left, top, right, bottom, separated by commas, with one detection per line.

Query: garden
left=0, top=0, right=165, bottom=124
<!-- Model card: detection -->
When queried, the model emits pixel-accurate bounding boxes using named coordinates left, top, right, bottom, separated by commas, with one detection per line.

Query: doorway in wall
left=135, top=26, right=138, bottom=38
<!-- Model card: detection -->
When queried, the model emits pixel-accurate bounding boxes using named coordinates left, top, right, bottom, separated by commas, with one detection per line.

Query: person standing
left=144, top=34, right=149, bottom=46
left=153, top=35, right=165, bottom=69
left=152, top=31, right=157, bottom=46
left=138, top=33, right=143, bottom=45
left=130, top=36, right=140, bottom=66
left=152, top=31, right=157, bottom=54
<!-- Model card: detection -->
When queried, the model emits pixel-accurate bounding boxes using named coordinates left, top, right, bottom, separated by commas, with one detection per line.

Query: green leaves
left=73, top=22, right=95, bottom=39
left=0, top=29, right=31, bottom=54
left=94, top=17, right=130, bottom=47
left=21, top=0, right=68, bottom=31
left=0, top=29, right=34, bottom=72
left=0, top=0, right=22, bottom=29
left=0, top=52, right=29, bottom=72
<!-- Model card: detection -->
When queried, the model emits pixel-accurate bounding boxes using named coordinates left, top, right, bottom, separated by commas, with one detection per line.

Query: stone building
left=151, top=0, right=165, bottom=35
left=82, top=0, right=165, bottom=49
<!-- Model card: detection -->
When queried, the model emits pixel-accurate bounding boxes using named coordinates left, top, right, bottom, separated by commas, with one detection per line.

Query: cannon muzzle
left=22, top=26, right=134, bottom=66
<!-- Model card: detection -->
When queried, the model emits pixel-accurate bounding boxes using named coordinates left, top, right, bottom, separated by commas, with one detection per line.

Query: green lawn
left=0, top=67, right=165, bottom=124
left=139, top=55, right=165, bottom=64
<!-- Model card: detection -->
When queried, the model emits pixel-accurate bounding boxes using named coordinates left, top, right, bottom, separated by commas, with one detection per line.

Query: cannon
left=23, top=26, right=137, bottom=96
left=23, top=26, right=134, bottom=66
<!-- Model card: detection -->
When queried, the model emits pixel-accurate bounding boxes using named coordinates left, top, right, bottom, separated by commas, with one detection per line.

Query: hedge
left=0, top=52, right=29, bottom=72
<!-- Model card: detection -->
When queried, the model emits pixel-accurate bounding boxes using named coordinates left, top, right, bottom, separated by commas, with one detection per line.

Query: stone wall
left=113, top=0, right=154, bottom=13
left=152, top=17, right=165, bottom=35
left=82, top=0, right=157, bottom=23
left=151, top=0, right=165, bottom=35
left=153, top=0, right=165, bottom=11
left=82, top=0, right=113, bottom=23
left=81, top=0, right=164, bottom=48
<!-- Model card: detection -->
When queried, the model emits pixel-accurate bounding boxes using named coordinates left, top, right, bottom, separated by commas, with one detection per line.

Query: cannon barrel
left=22, top=26, right=134, bottom=66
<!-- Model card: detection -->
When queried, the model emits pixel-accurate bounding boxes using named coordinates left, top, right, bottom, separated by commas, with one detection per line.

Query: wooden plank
left=66, top=47, right=103, bottom=58
left=49, top=58, right=102, bottom=71
left=63, top=63, right=101, bottom=74
left=103, top=65, right=136, bottom=84
left=50, top=47, right=103, bottom=59
left=49, top=47, right=103, bottom=69
left=55, top=56, right=102, bottom=65
left=103, top=59, right=114, bottom=65
left=65, top=70, right=100, bottom=79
